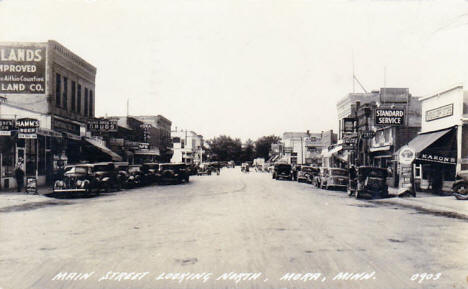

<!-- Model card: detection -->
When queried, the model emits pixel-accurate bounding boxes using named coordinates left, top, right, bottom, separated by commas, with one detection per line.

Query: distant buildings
left=171, top=129, right=203, bottom=164
left=280, top=130, right=337, bottom=165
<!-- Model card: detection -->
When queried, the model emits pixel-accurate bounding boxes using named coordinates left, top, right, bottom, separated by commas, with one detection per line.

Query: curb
left=373, top=198, right=468, bottom=221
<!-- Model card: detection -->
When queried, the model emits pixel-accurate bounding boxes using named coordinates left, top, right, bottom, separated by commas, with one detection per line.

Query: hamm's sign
left=0, top=45, right=46, bottom=94
left=375, top=108, right=405, bottom=126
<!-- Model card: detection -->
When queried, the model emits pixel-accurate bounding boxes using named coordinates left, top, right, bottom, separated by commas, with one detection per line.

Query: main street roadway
left=0, top=168, right=467, bottom=289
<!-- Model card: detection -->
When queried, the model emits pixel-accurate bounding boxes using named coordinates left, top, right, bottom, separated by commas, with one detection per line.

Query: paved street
left=1, top=168, right=467, bottom=289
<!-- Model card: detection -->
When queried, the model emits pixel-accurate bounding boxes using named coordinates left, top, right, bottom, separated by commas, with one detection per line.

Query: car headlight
left=76, top=180, right=83, bottom=187
left=54, top=180, right=64, bottom=188
left=129, top=176, right=135, bottom=180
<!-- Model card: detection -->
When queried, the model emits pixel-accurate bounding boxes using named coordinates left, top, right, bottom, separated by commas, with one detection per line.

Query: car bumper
left=53, top=188, right=87, bottom=193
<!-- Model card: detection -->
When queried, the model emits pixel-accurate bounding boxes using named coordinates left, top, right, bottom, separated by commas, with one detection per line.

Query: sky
left=1, top=0, right=468, bottom=141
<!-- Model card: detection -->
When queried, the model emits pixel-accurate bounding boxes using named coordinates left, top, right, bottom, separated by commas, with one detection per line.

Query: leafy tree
left=205, top=135, right=242, bottom=162
left=240, top=139, right=255, bottom=162
left=254, top=135, right=281, bottom=160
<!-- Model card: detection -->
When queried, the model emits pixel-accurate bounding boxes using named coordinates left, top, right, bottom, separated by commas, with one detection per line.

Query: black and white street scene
left=1, top=1, right=468, bottom=289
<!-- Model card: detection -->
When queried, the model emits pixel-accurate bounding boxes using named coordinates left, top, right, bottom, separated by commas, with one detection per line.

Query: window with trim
left=77, top=84, right=82, bottom=113
left=55, top=73, right=61, bottom=107
left=63, top=77, right=68, bottom=111
left=71, top=81, right=76, bottom=112
left=89, top=90, right=93, bottom=117
left=84, top=88, right=89, bottom=116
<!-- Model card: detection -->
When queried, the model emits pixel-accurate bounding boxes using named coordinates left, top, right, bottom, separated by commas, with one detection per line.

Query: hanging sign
left=87, top=119, right=118, bottom=132
left=17, top=118, right=39, bottom=139
left=375, top=108, right=405, bottom=126
left=0, top=119, right=14, bottom=135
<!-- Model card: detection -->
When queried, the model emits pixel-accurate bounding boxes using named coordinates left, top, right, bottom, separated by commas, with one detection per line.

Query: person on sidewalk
left=14, top=165, right=25, bottom=192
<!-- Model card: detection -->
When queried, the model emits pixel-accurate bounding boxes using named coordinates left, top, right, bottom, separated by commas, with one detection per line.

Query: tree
left=240, top=139, right=255, bottom=162
left=254, top=135, right=281, bottom=160
left=205, top=135, right=242, bottom=162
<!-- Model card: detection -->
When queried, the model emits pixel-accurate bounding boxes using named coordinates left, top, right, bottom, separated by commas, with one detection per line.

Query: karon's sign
left=0, top=45, right=46, bottom=94
left=375, top=108, right=405, bottom=126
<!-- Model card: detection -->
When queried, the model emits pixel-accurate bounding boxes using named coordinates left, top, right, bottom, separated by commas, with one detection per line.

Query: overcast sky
left=1, top=0, right=467, bottom=141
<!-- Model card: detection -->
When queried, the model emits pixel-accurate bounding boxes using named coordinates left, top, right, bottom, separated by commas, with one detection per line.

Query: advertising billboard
left=0, top=45, right=46, bottom=94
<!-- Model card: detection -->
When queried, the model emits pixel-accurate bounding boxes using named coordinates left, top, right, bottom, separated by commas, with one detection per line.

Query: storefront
left=400, top=127, right=457, bottom=193
left=397, top=85, right=467, bottom=194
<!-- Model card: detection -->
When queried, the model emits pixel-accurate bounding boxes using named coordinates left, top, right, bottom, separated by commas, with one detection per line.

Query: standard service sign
left=375, top=108, right=405, bottom=126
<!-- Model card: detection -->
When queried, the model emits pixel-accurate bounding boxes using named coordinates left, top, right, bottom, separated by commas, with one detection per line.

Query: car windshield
left=128, top=167, right=140, bottom=173
left=160, top=165, right=177, bottom=170
left=330, top=169, right=347, bottom=176
left=65, top=166, right=88, bottom=174
left=302, top=167, right=314, bottom=173
left=277, top=164, right=291, bottom=170
left=93, top=165, right=114, bottom=172
left=366, top=169, right=387, bottom=178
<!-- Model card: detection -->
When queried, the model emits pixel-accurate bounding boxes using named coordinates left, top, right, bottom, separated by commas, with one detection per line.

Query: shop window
left=77, top=85, right=82, bottom=114
left=63, top=77, right=68, bottom=111
left=71, top=81, right=76, bottom=112
left=55, top=73, right=61, bottom=107
left=84, top=88, right=89, bottom=116
left=38, top=136, right=46, bottom=175
left=25, top=139, right=37, bottom=176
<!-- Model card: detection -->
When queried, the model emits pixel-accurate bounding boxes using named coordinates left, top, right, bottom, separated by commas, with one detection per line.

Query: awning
left=84, top=137, right=122, bottom=161
left=37, top=128, right=63, bottom=138
left=322, top=146, right=343, bottom=158
left=63, top=132, right=82, bottom=141
left=336, top=151, right=349, bottom=162
left=406, top=128, right=452, bottom=154
left=369, top=145, right=391, bottom=152
left=134, top=148, right=160, bottom=156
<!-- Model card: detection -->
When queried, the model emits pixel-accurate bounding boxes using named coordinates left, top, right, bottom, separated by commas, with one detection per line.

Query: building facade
left=0, top=41, right=98, bottom=188
left=281, top=130, right=337, bottom=165
left=398, top=85, right=468, bottom=193
left=171, top=129, right=203, bottom=164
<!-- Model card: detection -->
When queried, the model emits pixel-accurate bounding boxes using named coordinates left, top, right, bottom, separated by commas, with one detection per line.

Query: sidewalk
left=0, top=186, right=56, bottom=212
left=373, top=187, right=468, bottom=220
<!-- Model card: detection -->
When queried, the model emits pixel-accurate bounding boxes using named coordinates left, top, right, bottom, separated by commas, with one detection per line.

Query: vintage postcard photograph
left=0, top=0, right=467, bottom=288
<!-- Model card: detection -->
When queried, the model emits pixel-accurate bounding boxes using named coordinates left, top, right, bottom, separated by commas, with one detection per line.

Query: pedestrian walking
left=15, top=165, right=25, bottom=192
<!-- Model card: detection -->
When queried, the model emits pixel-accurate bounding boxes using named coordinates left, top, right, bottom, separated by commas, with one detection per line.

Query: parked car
left=297, top=166, right=320, bottom=184
left=198, top=163, right=212, bottom=175
left=272, top=163, right=292, bottom=180
left=241, top=162, right=250, bottom=173
left=318, top=167, right=348, bottom=190
left=156, top=163, right=189, bottom=184
left=114, top=162, right=130, bottom=188
left=347, top=166, right=388, bottom=198
left=453, top=170, right=468, bottom=200
left=127, top=164, right=144, bottom=188
left=227, top=161, right=235, bottom=168
left=141, top=163, right=159, bottom=184
left=53, top=162, right=119, bottom=196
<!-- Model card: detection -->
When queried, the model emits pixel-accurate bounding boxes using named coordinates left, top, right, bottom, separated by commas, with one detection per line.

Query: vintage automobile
left=297, top=166, right=320, bottom=184
left=156, top=163, right=189, bottom=184
left=272, top=163, right=292, bottom=180
left=197, top=163, right=212, bottom=175
left=127, top=164, right=144, bottom=188
left=53, top=162, right=119, bottom=196
left=318, top=167, right=348, bottom=190
left=114, top=162, right=130, bottom=188
left=453, top=170, right=468, bottom=200
left=141, top=162, right=159, bottom=184
left=227, top=161, right=236, bottom=168
left=241, top=162, right=250, bottom=173
left=347, top=166, right=389, bottom=199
